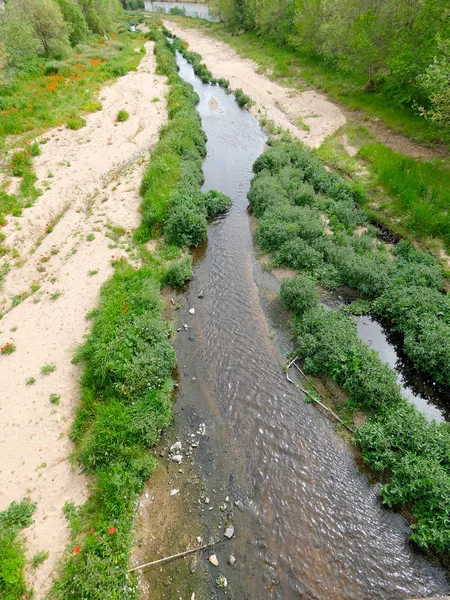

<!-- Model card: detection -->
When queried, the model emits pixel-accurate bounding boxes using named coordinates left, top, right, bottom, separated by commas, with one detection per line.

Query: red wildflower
left=73, top=546, right=81, bottom=554
left=108, top=527, right=116, bottom=535
left=90, top=528, right=95, bottom=533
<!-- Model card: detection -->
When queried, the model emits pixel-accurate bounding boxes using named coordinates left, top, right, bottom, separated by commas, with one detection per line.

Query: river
left=167, top=51, right=449, bottom=599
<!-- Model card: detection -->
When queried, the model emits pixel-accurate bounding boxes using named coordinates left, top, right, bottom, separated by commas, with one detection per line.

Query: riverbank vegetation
left=250, top=139, right=450, bottom=552
left=135, top=27, right=231, bottom=245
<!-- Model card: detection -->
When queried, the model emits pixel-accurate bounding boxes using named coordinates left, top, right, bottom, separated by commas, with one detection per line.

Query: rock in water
left=228, top=554, right=236, bottom=566
left=170, top=441, right=182, bottom=452
left=224, top=526, right=234, bottom=539
left=189, top=308, right=195, bottom=315
left=172, top=454, right=183, bottom=464
left=209, top=554, right=219, bottom=566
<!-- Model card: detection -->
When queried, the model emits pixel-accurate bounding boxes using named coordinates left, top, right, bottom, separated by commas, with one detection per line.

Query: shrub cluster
left=257, top=140, right=450, bottom=551
left=250, top=141, right=450, bottom=383
left=136, top=31, right=231, bottom=247
left=356, top=404, right=450, bottom=551
left=162, top=255, right=193, bottom=288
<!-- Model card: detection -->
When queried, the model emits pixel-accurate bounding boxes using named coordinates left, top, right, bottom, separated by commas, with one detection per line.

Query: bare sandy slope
left=164, top=21, right=345, bottom=148
left=0, top=41, right=168, bottom=597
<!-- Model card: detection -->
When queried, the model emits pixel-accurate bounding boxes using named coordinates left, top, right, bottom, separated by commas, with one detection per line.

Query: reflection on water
left=356, top=315, right=448, bottom=422
left=170, top=51, right=449, bottom=599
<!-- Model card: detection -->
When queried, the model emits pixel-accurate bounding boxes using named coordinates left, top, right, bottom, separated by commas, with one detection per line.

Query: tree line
left=0, top=0, right=143, bottom=68
left=209, top=0, right=450, bottom=136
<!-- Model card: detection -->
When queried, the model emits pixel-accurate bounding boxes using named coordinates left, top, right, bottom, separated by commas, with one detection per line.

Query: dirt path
left=164, top=21, right=346, bottom=148
left=0, top=41, right=168, bottom=597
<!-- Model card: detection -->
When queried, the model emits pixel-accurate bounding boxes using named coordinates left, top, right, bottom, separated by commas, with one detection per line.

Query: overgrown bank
left=249, top=140, right=450, bottom=552
left=49, top=24, right=232, bottom=599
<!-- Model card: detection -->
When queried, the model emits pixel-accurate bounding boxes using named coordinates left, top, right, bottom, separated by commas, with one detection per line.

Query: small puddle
left=356, top=315, right=448, bottom=422
left=152, top=50, right=450, bottom=599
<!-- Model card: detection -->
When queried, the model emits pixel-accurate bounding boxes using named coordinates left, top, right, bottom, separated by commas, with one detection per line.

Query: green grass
left=167, top=16, right=443, bottom=145
left=0, top=499, right=36, bottom=600
left=25, top=377, right=36, bottom=386
left=49, top=393, right=61, bottom=405
left=40, top=363, right=56, bottom=376
left=31, top=550, right=49, bottom=569
left=358, top=143, right=450, bottom=250
left=1, top=341, right=16, bottom=355
left=116, top=109, right=129, bottom=122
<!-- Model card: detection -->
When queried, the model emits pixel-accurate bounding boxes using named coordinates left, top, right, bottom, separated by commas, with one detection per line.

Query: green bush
left=161, top=256, right=192, bottom=289
left=164, top=205, right=207, bottom=248
left=234, top=88, right=254, bottom=109
left=203, top=190, right=232, bottom=216
left=280, top=274, right=319, bottom=317
left=275, top=238, right=323, bottom=271
left=356, top=403, right=450, bottom=551
left=295, top=305, right=403, bottom=411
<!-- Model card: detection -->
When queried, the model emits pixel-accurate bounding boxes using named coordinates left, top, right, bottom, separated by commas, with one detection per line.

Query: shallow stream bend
left=170, top=52, right=449, bottom=599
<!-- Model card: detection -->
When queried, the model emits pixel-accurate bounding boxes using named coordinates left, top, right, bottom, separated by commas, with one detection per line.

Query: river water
left=171, top=52, right=449, bottom=599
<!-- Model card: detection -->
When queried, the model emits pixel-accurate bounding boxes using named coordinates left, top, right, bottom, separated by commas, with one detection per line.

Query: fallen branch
left=285, top=358, right=355, bottom=434
left=129, top=539, right=224, bottom=573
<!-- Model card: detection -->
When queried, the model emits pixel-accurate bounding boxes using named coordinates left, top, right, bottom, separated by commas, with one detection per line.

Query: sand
left=163, top=21, right=346, bottom=148
left=0, top=40, right=168, bottom=597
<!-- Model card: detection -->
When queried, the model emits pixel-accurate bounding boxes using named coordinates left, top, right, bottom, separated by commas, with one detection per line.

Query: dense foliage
left=209, top=0, right=450, bottom=137
left=250, top=140, right=450, bottom=385
left=0, top=500, right=36, bottom=600
left=0, top=0, right=122, bottom=65
left=136, top=29, right=231, bottom=246
left=252, top=140, right=450, bottom=550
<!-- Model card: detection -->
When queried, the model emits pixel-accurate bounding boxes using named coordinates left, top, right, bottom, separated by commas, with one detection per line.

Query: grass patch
left=25, top=377, right=36, bottom=386
left=40, top=363, right=56, bottom=376
left=358, top=143, right=450, bottom=250
left=0, top=499, right=36, bottom=600
left=66, top=116, right=87, bottom=130
left=50, top=262, right=175, bottom=600
left=116, top=109, right=129, bottom=122
left=1, top=341, right=16, bottom=355
left=49, top=393, right=61, bottom=405
left=31, top=550, right=49, bottom=569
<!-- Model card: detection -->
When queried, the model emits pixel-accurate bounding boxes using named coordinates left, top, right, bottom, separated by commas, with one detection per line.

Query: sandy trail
left=0, top=41, right=168, bottom=597
left=164, top=21, right=345, bottom=148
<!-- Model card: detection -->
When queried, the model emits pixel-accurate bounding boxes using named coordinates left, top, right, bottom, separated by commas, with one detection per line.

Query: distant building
left=144, top=1, right=217, bottom=21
